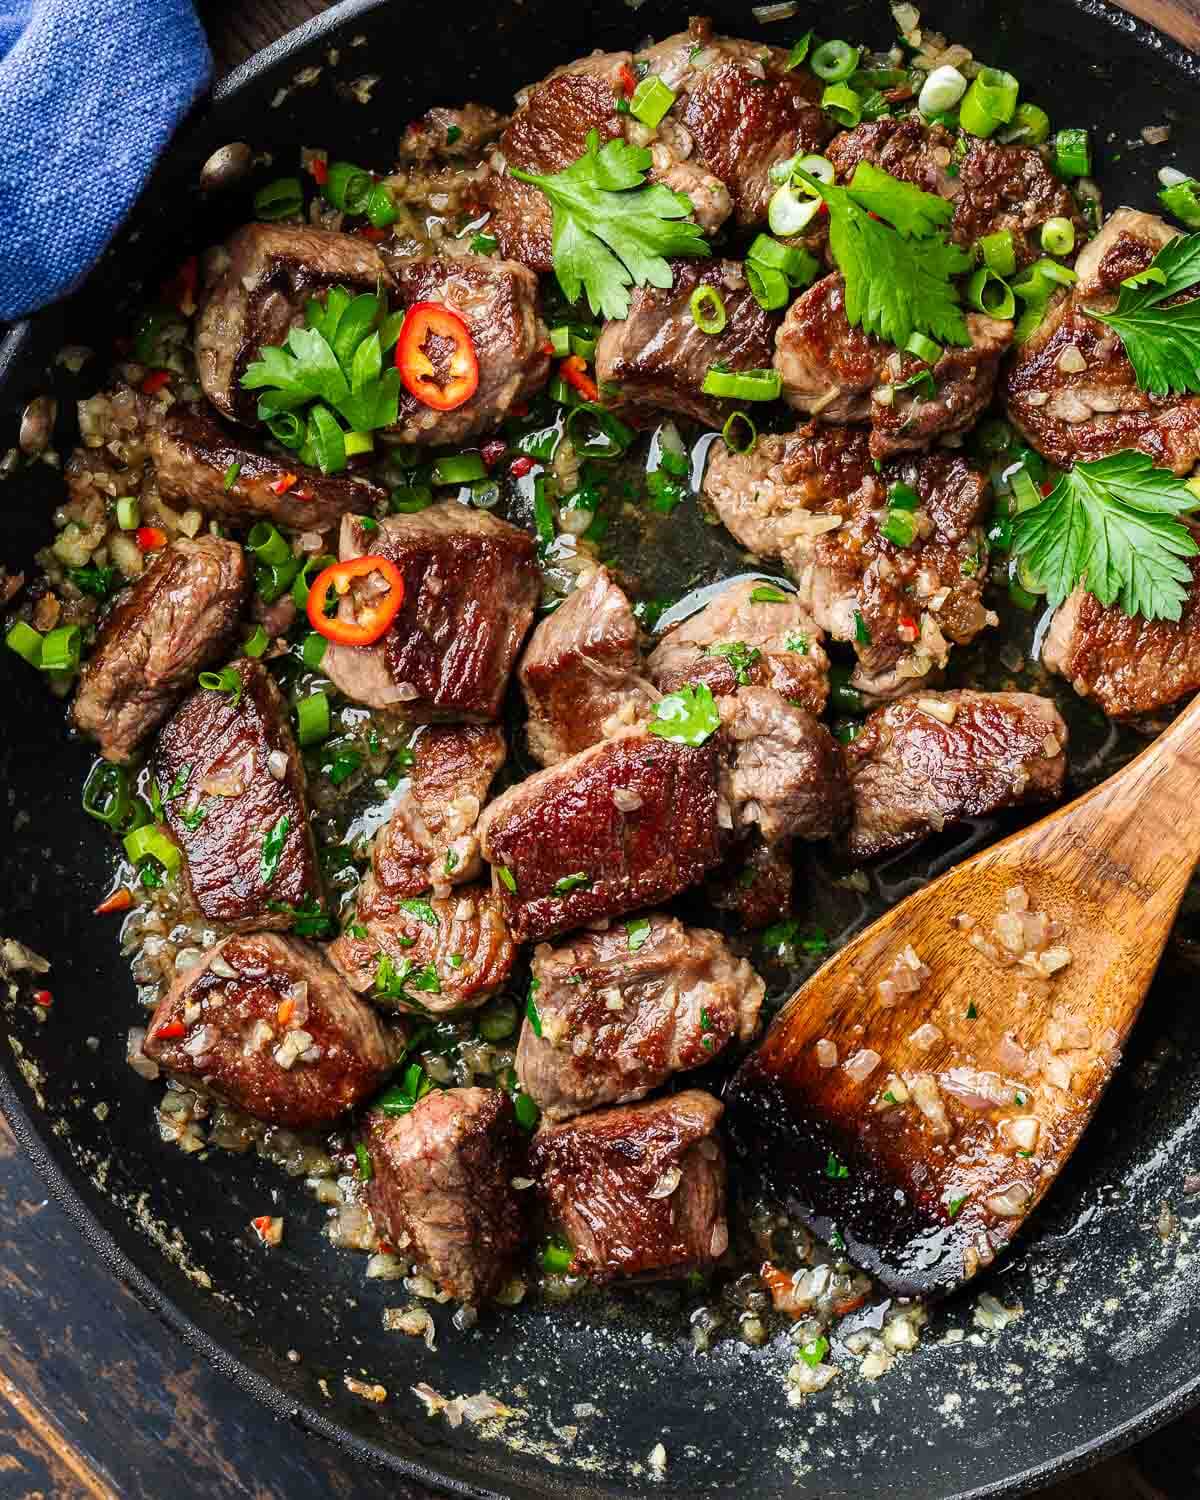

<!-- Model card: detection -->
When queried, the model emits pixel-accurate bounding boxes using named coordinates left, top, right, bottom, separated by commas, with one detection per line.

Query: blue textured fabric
left=0, top=0, right=211, bottom=319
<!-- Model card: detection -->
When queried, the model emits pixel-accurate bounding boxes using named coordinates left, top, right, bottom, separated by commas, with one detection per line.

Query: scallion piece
left=256, top=556, right=302, bottom=604
left=689, top=285, right=727, bottom=335
left=549, top=325, right=572, bottom=357
left=301, top=631, right=328, bottom=670
left=563, top=402, right=635, bottom=459
left=247, top=521, right=292, bottom=567
left=5, top=620, right=42, bottom=666
left=810, top=39, right=860, bottom=82
left=999, top=102, right=1051, bottom=146
left=343, top=430, right=374, bottom=456
left=1054, top=128, right=1091, bottom=178
left=967, top=266, right=1016, bottom=320
left=243, top=625, right=269, bottom=659
left=253, top=177, right=303, bottom=220
left=540, top=1237, right=574, bottom=1274
left=918, top=64, right=967, bottom=116
left=366, top=183, right=398, bottom=228
left=721, top=410, right=757, bottom=454
left=768, top=183, right=823, bottom=236
left=700, top=367, right=782, bottom=402
left=792, top=153, right=835, bottom=186
left=959, top=67, right=1019, bottom=138
left=747, top=233, right=819, bottom=287
left=1040, top=217, right=1076, bottom=256
left=881, top=508, right=917, bottom=547
left=821, top=82, right=862, bottom=128
left=199, top=666, right=243, bottom=703
left=115, top=496, right=140, bottom=531
left=296, top=691, right=330, bottom=746
left=82, top=760, right=131, bottom=828
left=887, top=481, right=920, bottom=511
left=291, top=553, right=335, bottom=608
left=390, top=483, right=434, bottom=514
left=1008, top=465, right=1043, bottom=514
left=39, top=625, right=81, bottom=673
left=978, top=230, right=1017, bottom=279
left=905, top=332, right=943, bottom=364
left=429, top=453, right=487, bottom=485
left=1159, top=177, right=1200, bottom=229
left=123, top=824, right=181, bottom=874
left=630, top=75, right=676, bottom=128
left=746, top=260, right=789, bottom=311
left=322, top=160, right=373, bottom=214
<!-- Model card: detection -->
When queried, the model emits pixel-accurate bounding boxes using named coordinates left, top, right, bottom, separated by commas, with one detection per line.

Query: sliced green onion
left=1013, top=293, right=1050, bottom=344
left=549, top=325, right=572, bottom=357
left=243, top=625, right=269, bottom=658
left=905, top=332, right=943, bottom=364
left=323, top=160, right=373, bottom=213
left=1159, top=177, right=1200, bottom=229
left=1013, top=258, right=1078, bottom=297
left=39, top=625, right=81, bottom=673
left=959, top=68, right=1019, bottom=138
left=256, top=556, right=302, bottom=604
left=721, top=411, right=757, bottom=454
left=390, top=483, right=434, bottom=514
left=700, top=367, right=782, bottom=402
left=689, top=285, right=727, bottom=335
left=563, top=402, right=635, bottom=459
left=887, top=481, right=920, bottom=511
left=881, top=509, right=916, bottom=547
left=291, top=553, right=335, bottom=608
left=430, top=453, right=487, bottom=485
left=747, top=234, right=819, bottom=287
left=123, top=824, right=181, bottom=873
left=115, top=496, right=140, bottom=531
left=793, top=153, right=835, bottom=186
left=82, top=761, right=131, bottom=828
left=1008, top=465, right=1043, bottom=513
left=821, top=82, right=862, bottom=128
left=918, top=64, right=967, bottom=116
left=1054, top=128, right=1091, bottom=178
left=768, top=183, right=823, bottom=236
left=1040, top=217, right=1076, bottom=256
left=301, top=631, right=328, bottom=670
left=540, top=1236, right=574, bottom=1274
left=967, top=266, right=1016, bottom=320
left=253, top=177, right=303, bottom=220
left=999, top=102, right=1051, bottom=146
left=247, top=521, right=292, bottom=567
left=5, top=620, right=42, bottom=666
left=811, top=40, right=860, bottom=82
left=746, top=260, right=789, bottom=311
left=296, top=691, right=330, bottom=746
left=343, top=430, right=374, bottom=456
left=978, top=230, right=1017, bottom=279
left=199, top=666, right=243, bottom=702
left=630, top=75, right=676, bottom=128
left=366, top=183, right=398, bottom=228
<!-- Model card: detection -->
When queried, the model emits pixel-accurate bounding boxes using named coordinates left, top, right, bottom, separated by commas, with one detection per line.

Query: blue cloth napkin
left=0, top=0, right=211, bottom=320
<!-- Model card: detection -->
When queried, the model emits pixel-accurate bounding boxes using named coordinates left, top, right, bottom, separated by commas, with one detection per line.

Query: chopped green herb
left=853, top=610, right=872, bottom=645
left=223, top=461, right=241, bottom=492
left=647, top=681, right=720, bottom=746
left=371, top=1061, right=435, bottom=1116
left=783, top=631, right=809, bottom=654
left=498, top=865, right=517, bottom=893
left=798, top=1335, right=829, bottom=1368
left=397, top=898, right=439, bottom=927
left=443, top=848, right=459, bottom=877
left=178, top=801, right=207, bottom=831
left=625, top=916, right=651, bottom=951
left=374, top=953, right=441, bottom=1002
left=355, top=1141, right=373, bottom=1180
left=327, top=749, right=362, bottom=786
left=700, top=1007, right=713, bottom=1032
left=825, top=1151, right=850, bottom=1180
left=513, top=1091, right=540, bottom=1130
left=829, top=1228, right=846, bottom=1251
left=882, top=1090, right=898, bottom=1104
left=947, top=1193, right=968, bottom=1218
left=1014, top=1091, right=1027, bottom=1106
left=749, top=583, right=790, bottom=603
left=705, top=639, right=762, bottom=684
left=783, top=30, right=813, bottom=71
left=66, top=564, right=122, bottom=600
left=448, top=953, right=463, bottom=969
left=446, top=124, right=462, bottom=144
left=526, top=977, right=543, bottom=1038
left=168, top=764, right=191, bottom=799
left=265, top=896, right=335, bottom=938
left=259, top=814, right=289, bottom=887
left=553, top=871, right=591, bottom=895
left=347, top=922, right=368, bottom=940
left=470, top=233, right=498, bottom=255
left=966, top=1001, right=978, bottom=1020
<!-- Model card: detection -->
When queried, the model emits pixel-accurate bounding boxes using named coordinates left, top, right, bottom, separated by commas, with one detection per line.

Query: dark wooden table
left=5, top=0, right=1200, bottom=1494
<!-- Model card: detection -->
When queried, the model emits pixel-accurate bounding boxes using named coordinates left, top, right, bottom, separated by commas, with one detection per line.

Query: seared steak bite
left=327, top=884, right=516, bottom=1012
left=1042, top=561, right=1200, bottom=718
left=774, top=273, right=1012, bottom=460
left=719, top=688, right=850, bottom=843
left=518, top=915, right=763, bottom=1121
left=519, top=565, right=655, bottom=767
left=321, top=505, right=540, bottom=715
left=143, top=933, right=396, bottom=1128
left=365, top=1087, right=526, bottom=1304
left=1004, top=209, right=1200, bottom=473
left=73, top=536, right=248, bottom=763
left=703, top=425, right=992, bottom=698
left=595, top=260, right=781, bottom=427
left=529, top=1090, right=728, bottom=1281
left=386, top=254, right=551, bottom=444
left=196, top=224, right=391, bottom=426
left=397, top=103, right=508, bottom=166
left=155, top=659, right=322, bottom=931
left=843, top=690, right=1068, bottom=861
left=151, top=402, right=387, bottom=532
left=647, top=576, right=829, bottom=714
left=477, top=729, right=726, bottom=944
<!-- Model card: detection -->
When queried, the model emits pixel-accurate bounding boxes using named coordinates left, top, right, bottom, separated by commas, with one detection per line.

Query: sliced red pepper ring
left=141, top=369, right=171, bottom=395
left=157, top=1020, right=186, bottom=1039
left=306, top=554, right=405, bottom=647
left=136, top=526, right=168, bottom=551
left=559, top=354, right=599, bottom=403
left=32, top=989, right=53, bottom=1007
left=395, top=301, right=479, bottom=412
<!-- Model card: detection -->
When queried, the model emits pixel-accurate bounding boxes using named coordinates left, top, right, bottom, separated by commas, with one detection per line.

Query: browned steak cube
left=1004, top=209, right=1200, bottom=474
left=195, top=224, right=392, bottom=426
left=647, top=576, right=829, bottom=714
left=519, top=564, right=655, bottom=767
left=154, top=658, right=322, bottom=931
left=529, top=1090, right=728, bottom=1281
left=477, top=730, right=725, bottom=943
left=151, top=402, right=387, bottom=533
left=143, top=933, right=397, bottom=1128
left=72, top=536, right=248, bottom=763
left=385, top=254, right=550, bottom=444
left=327, top=884, right=516, bottom=1013
left=1042, top=567, right=1200, bottom=718
left=518, top=915, right=763, bottom=1121
left=843, top=690, right=1068, bottom=860
left=321, top=505, right=540, bottom=715
left=719, top=688, right=850, bottom=843
left=596, top=260, right=781, bottom=427
left=365, top=1087, right=527, bottom=1304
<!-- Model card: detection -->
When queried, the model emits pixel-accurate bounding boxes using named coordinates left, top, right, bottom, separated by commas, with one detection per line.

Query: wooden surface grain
left=4, top=1, right=1200, bottom=1496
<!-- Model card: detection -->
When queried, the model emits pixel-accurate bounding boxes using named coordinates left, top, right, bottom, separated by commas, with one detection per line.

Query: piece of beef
left=518, top=916, right=763, bottom=1121
left=719, top=687, right=850, bottom=842
left=477, top=729, right=725, bottom=944
left=1041, top=557, right=1200, bottom=717
left=384, top=254, right=550, bottom=445
left=321, top=505, right=540, bottom=715
left=357, top=725, right=507, bottom=910
left=365, top=1087, right=526, bottom=1303
left=327, top=884, right=516, bottom=1012
left=1004, top=209, right=1200, bottom=473
left=155, top=658, right=322, bottom=931
left=195, top=224, right=391, bottom=426
left=151, top=402, right=387, bottom=532
left=529, top=1090, right=728, bottom=1281
left=707, top=835, right=794, bottom=929
left=647, top=576, right=829, bottom=714
left=843, top=690, right=1068, bottom=860
left=72, top=537, right=248, bottom=763
left=143, top=933, right=396, bottom=1128
left=703, top=424, right=992, bottom=697
left=827, top=116, right=1085, bottom=270
left=519, top=564, right=655, bottom=767
left=595, top=259, right=781, bottom=428
left=773, top=272, right=1012, bottom=460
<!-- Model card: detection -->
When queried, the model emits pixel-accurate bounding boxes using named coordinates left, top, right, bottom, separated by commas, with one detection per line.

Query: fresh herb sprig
left=1084, top=232, right=1200, bottom=396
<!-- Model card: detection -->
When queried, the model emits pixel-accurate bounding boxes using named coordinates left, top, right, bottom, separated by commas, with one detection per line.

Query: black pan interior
left=3, top=2, right=1200, bottom=1496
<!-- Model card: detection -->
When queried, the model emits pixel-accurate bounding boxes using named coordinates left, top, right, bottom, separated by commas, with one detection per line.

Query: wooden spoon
left=725, top=691, right=1200, bottom=1298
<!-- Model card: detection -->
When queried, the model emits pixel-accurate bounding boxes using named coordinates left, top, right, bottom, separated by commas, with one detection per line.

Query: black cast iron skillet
left=3, top=2, right=1200, bottom=1495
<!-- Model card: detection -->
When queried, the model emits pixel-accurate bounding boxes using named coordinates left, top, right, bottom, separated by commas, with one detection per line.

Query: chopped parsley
left=397, top=897, right=439, bottom=927
left=498, top=865, right=517, bottom=893
left=178, top=801, right=207, bottom=831
left=223, top=460, right=241, bottom=492
left=798, top=1335, right=829, bottom=1368
left=706, top=639, right=762, bottom=684
left=470, top=232, right=498, bottom=255
left=761, top=919, right=830, bottom=958
left=853, top=610, right=872, bottom=646
left=947, top=1194, right=968, bottom=1219
left=553, top=871, right=591, bottom=895
left=327, top=749, right=362, bottom=786
left=783, top=631, right=809, bottom=654
left=526, top=976, right=543, bottom=1038
left=259, top=814, right=289, bottom=887
left=448, top=953, right=463, bottom=968
left=825, top=1151, right=850, bottom=1181
left=749, top=582, right=790, bottom=603
left=443, top=848, right=459, bottom=876
left=371, top=1061, right=435, bottom=1116
left=625, top=916, right=651, bottom=951
left=647, top=681, right=720, bottom=746
left=167, top=764, right=191, bottom=799
left=346, top=922, right=368, bottom=940
left=66, top=564, right=122, bottom=599
left=354, top=1141, right=373, bottom=1181
left=374, top=953, right=441, bottom=1003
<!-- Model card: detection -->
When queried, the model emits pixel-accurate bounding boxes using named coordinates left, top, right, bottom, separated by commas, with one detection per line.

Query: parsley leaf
left=374, top=953, right=441, bottom=1004
left=371, top=1061, right=435, bottom=1116
left=265, top=895, right=335, bottom=938
left=625, top=916, right=651, bottom=951
left=647, top=681, right=721, bottom=746
left=844, top=161, right=955, bottom=239
left=259, top=815, right=289, bottom=887
left=1011, top=451, right=1200, bottom=621
left=511, top=129, right=710, bottom=320
left=553, top=872, right=591, bottom=895
left=397, top=897, right=439, bottom=927
left=526, top=976, right=543, bottom=1038
left=705, top=640, right=762, bottom=685
left=798, top=1335, right=829, bottom=1367
left=797, top=168, right=971, bottom=348
left=66, top=564, right=121, bottom=600
left=1085, top=231, right=1200, bottom=396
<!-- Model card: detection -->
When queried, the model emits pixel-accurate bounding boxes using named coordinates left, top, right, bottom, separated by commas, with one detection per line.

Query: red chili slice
left=94, top=887, right=133, bottom=915
left=306, top=555, right=406, bottom=646
left=395, top=301, right=479, bottom=411
left=157, top=1020, right=186, bottom=1039
left=141, top=369, right=171, bottom=395
left=136, top=526, right=168, bottom=551
left=558, top=354, right=599, bottom=403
